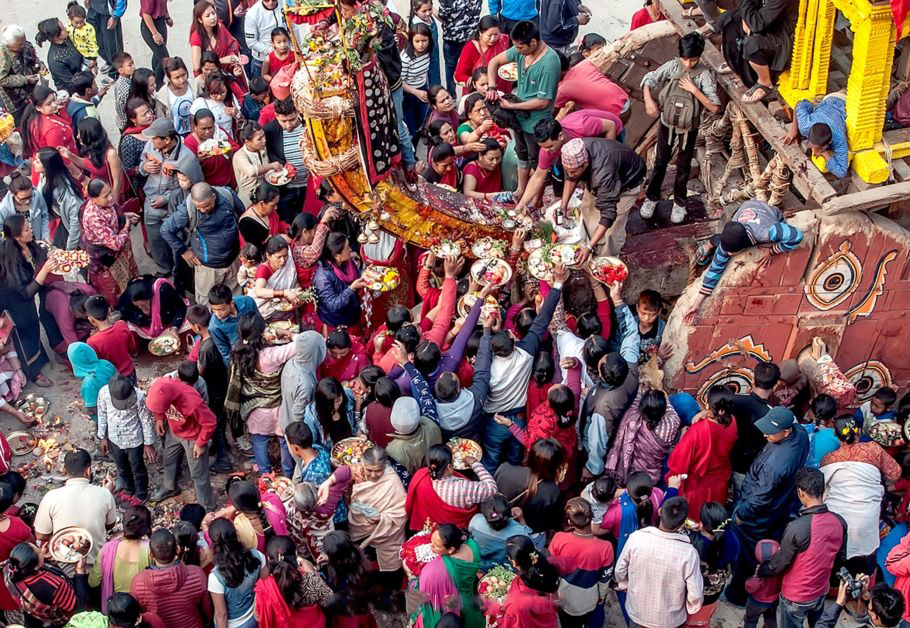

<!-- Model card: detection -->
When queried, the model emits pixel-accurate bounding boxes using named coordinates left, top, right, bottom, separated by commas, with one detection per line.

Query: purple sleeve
left=439, top=298, right=483, bottom=373
left=316, top=466, right=353, bottom=516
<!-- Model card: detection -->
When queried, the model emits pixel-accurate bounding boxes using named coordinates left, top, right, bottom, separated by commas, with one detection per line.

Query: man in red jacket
left=130, top=529, right=212, bottom=628
left=145, top=377, right=217, bottom=509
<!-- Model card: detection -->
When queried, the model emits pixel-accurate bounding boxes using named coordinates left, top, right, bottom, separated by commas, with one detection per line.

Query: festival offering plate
left=526, top=244, right=578, bottom=281
left=589, top=255, right=629, bottom=286
left=363, top=265, right=400, bottom=292
left=497, top=62, right=518, bottom=82
left=469, top=258, right=512, bottom=288
left=266, top=163, right=298, bottom=186
left=50, top=526, right=93, bottom=563
left=447, top=438, right=482, bottom=470
left=331, top=437, right=374, bottom=466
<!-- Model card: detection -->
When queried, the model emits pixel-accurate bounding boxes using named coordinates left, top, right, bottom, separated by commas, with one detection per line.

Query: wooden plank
left=889, top=158, right=910, bottom=182
left=821, top=179, right=910, bottom=214
left=661, top=0, right=840, bottom=206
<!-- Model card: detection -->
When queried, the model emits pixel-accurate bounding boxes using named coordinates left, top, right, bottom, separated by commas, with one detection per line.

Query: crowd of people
left=0, top=0, right=906, bottom=627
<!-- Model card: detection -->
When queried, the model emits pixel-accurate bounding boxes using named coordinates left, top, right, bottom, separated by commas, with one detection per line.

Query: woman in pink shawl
left=319, top=446, right=407, bottom=572
left=116, top=276, right=188, bottom=342
left=89, top=504, right=152, bottom=613
left=604, top=388, right=681, bottom=484
left=319, top=329, right=369, bottom=385
left=413, top=523, right=484, bottom=627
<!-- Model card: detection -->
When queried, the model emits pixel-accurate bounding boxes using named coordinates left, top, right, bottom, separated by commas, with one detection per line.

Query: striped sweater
left=700, top=201, right=803, bottom=296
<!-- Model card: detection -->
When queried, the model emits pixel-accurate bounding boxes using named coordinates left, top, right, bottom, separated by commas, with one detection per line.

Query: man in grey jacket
left=160, top=182, right=242, bottom=305
left=139, top=118, right=203, bottom=277
left=0, top=175, right=50, bottom=241
left=279, top=331, right=327, bottom=433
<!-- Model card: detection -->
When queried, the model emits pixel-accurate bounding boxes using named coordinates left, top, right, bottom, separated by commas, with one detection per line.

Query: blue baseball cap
left=754, top=406, right=796, bottom=435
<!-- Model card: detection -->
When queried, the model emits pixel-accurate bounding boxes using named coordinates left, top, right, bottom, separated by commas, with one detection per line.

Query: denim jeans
left=109, top=441, right=149, bottom=500
left=481, top=411, right=525, bottom=472
left=251, top=433, right=295, bottom=476
left=402, top=85, right=429, bottom=142
left=778, top=594, right=825, bottom=628
left=249, top=58, right=263, bottom=79
left=442, top=39, right=466, bottom=93
left=390, top=86, right=416, bottom=168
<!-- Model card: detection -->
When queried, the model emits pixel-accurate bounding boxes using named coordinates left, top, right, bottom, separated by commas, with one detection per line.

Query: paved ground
left=0, top=3, right=866, bottom=626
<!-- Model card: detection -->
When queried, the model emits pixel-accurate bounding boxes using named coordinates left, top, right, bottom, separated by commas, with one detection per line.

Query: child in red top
left=84, top=296, right=137, bottom=382
left=745, top=539, right=782, bottom=627
left=262, top=27, right=293, bottom=84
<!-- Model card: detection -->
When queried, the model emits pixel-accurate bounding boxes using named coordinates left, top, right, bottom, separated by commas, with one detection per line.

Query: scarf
left=225, top=361, right=283, bottom=433
left=99, top=538, right=122, bottom=614
left=254, top=574, right=327, bottom=628
left=417, top=556, right=461, bottom=616
left=617, top=492, right=638, bottom=557
left=331, top=259, right=359, bottom=284
left=67, top=342, right=117, bottom=408
left=406, top=468, right=477, bottom=531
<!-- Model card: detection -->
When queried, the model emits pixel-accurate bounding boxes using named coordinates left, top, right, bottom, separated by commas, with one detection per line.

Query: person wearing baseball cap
left=139, top=117, right=203, bottom=277
left=558, top=136, right=646, bottom=265
left=726, top=405, right=809, bottom=606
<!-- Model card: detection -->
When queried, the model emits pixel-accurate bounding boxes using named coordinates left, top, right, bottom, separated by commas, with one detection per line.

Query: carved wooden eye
left=843, top=360, right=893, bottom=403
left=696, top=366, right=755, bottom=405
left=804, top=241, right=861, bottom=311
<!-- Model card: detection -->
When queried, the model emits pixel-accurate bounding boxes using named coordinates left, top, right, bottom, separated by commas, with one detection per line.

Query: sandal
left=742, top=83, right=775, bottom=104
left=33, top=374, right=53, bottom=388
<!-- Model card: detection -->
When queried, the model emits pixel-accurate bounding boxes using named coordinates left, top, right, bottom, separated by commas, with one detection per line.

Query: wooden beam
left=661, top=0, right=840, bottom=206
left=821, top=179, right=910, bottom=214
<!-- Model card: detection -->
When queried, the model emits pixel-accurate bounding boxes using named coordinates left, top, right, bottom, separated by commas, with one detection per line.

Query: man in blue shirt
left=784, top=93, right=849, bottom=178
left=207, top=284, right=259, bottom=364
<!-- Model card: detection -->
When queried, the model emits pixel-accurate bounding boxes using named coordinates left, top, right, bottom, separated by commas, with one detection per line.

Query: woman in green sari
left=414, top=523, right=484, bottom=628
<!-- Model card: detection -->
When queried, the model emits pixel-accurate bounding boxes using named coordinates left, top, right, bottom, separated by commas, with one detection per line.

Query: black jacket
left=539, top=0, right=582, bottom=49
left=579, top=138, right=647, bottom=228
left=264, top=119, right=287, bottom=164
left=734, top=424, right=809, bottom=544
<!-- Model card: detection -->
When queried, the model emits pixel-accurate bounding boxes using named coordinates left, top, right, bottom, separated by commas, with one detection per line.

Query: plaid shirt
left=96, top=386, right=156, bottom=449
left=615, top=527, right=704, bottom=628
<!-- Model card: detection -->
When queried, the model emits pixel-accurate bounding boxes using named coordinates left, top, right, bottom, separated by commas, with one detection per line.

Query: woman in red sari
left=289, top=209, right=337, bottom=331
left=454, top=16, right=512, bottom=93
left=665, top=386, right=738, bottom=524
left=254, top=535, right=331, bottom=628
left=189, top=2, right=248, bottom=93
left=65, top=118, right=128, bottom=204
left=18, top=85, right=78, bottom=159
left=406, top=444, right=498, bottom=532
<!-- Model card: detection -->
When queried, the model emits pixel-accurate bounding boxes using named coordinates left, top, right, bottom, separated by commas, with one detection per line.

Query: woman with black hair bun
left=204, top=477, right=289, bottom=553
left=88, top=504, right=152, bottom=612
left=406, top=444, right=498, bottom=532
left=500, top=534, right=567, bottom=626
left=319, top=531, right=377, bottom=626
left=604, top=387, right=681, bottom=484
left=414, top=523, right=484, bottom=627
left=4, top=541, right=88, bottom=626
left=821, top=414, right=901, bottom=577
left=666, top=384, right=738, bottom=523
left=106, top=592, right=164, bottom=627
left=254, top=535, right=332, bottom=627
left=468, top=494, right=532, bottom=567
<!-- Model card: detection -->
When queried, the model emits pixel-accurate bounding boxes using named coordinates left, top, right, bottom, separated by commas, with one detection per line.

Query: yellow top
left=66, top=23, right=99, bottom=60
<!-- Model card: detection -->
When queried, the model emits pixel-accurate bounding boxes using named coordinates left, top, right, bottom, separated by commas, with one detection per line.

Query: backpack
left=658, top=69, right=703, bottom=133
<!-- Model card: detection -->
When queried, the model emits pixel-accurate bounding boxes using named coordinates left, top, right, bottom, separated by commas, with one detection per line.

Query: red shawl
left=406, top=468, right=477, bottom=531
left=254, top=574, right=326, bottom=628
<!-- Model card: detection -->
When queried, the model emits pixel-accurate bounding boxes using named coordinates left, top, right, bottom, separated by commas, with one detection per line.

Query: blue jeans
left=251, top=433, right=295, bottom=476
left=442, top=39, right=466, bottom=93
left=402, top=85, right=429, bottom=141
left=481, top=411, right=526, bottom=472
left=778, top=594, right=825, bottom=628
left=390, top=86, right=416, bottom=168
left=249, top=57, right=263, bottom=79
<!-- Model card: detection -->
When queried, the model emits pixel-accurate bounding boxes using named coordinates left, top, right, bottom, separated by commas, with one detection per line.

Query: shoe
left=211, top=460, right=234, bottom=473
left=150, top=488, right=180, bottom=502
left=235, top=435, right=254, bottom=457
left=670, top=202, right=687, bottom=224
left=639, top=199, right=657, bottom=219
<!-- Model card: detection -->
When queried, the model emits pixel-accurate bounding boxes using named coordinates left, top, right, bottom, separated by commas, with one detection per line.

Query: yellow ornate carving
left=779, top=0, right=896, bottom=183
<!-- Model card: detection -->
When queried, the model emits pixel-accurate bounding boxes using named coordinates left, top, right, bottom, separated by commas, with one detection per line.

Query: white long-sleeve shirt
left=244, top=1, right=283, bottom=62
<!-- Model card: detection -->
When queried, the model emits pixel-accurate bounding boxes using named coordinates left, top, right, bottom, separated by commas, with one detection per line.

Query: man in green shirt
left=486, top=21, right=562, bottom=202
